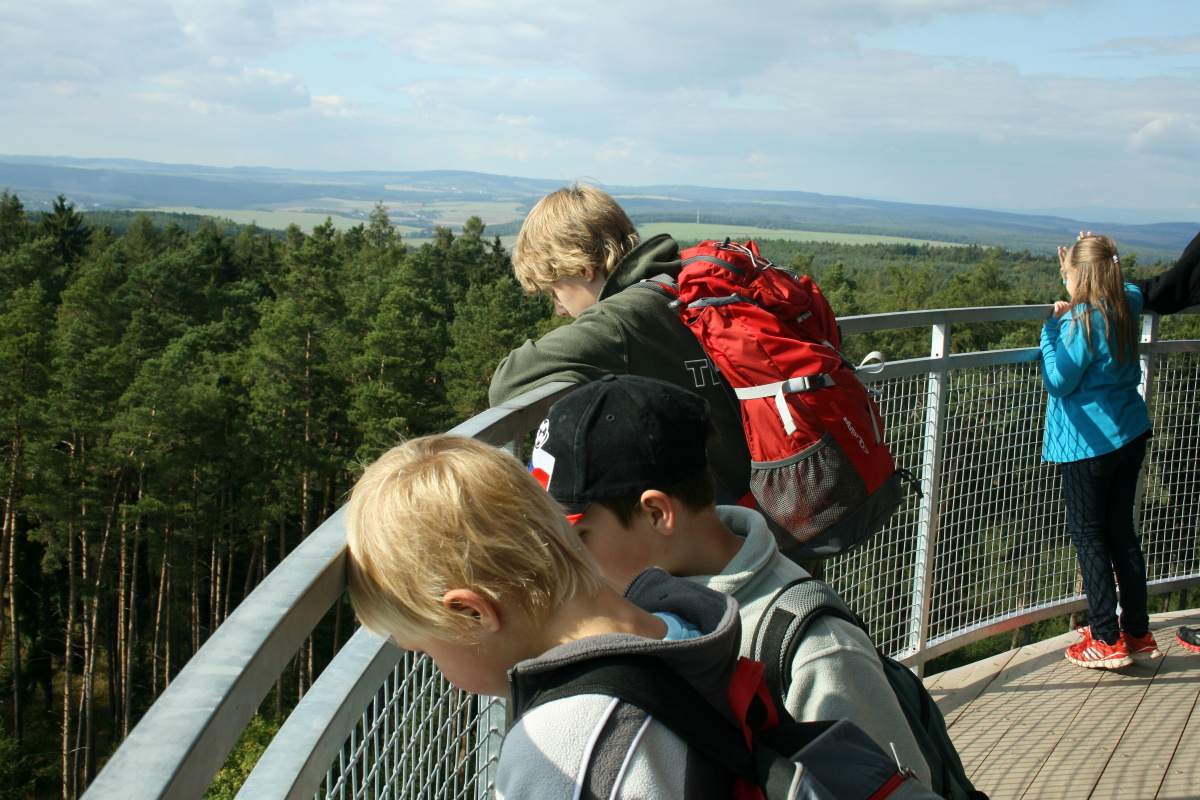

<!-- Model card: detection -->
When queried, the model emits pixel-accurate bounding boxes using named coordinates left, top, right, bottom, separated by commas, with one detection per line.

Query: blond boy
left=489, top=182, right=753, bottom=504
left=346, top=434, right=745, bottom=799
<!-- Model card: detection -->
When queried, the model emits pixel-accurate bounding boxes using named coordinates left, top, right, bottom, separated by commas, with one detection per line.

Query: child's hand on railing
left=1052, top=300, right=1072, bottom=319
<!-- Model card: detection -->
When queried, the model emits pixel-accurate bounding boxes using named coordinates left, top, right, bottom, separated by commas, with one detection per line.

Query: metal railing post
left=1133, top=313, right=1160, bottom=526
left=1139, top=312, right=1160, bottom=407
left=909, top=322, right=950, bottom=675
left=476, top=698, right=506, bottom=798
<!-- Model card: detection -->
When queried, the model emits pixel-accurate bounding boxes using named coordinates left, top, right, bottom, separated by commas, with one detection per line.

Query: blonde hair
left=1063, top=234, right=1138, bottom=364
left=511, top=182, right=641, bottom=293
left=346, top=435, right=605, bottom=642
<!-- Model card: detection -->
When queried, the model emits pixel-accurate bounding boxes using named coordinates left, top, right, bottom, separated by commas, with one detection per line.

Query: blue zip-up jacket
left=1039, top=282, right=1152, bottom=463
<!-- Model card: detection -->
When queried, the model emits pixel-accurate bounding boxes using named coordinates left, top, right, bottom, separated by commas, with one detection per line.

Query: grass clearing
left=139, top=208, right=963, bottom=249
left=419, top=201, right=528, bottom=225
left=142, top=200, right=527, bottom=234
left=638, top=222, right=965, bottom=247
left=142, top=207, right=422, bottom=235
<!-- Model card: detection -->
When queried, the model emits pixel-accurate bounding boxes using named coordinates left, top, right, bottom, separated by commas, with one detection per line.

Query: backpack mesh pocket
left=751, top=430, right=867, bottom=549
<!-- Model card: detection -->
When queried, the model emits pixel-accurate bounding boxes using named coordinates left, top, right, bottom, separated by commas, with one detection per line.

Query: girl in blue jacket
left=1041, top=233, right=1158, bottom=669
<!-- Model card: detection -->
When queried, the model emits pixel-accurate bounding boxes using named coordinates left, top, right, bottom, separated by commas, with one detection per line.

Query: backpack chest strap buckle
left=733, top=375, right=835, bottom=435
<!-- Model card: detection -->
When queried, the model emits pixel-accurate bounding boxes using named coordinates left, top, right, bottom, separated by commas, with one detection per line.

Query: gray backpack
left=751, top=578, right=986, bottom=800
left=516, top=651, right=941, bottom=800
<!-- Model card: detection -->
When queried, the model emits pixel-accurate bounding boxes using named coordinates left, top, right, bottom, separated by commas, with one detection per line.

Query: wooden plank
left=960, top=656, right=1111, bottom=798
left=923, top=610, right=1200, bottom=799
left=1088, top=629, right=1194, bottom=799
left=929, top=630, right=1077, bottom=726
left=1154, top=622, right=1200, bottom=800
left=931, top=627, right=1100, bottom=795
left=1017, top=662, right=1156, bottom=800
left=925, top=648, right=1019, bottom=725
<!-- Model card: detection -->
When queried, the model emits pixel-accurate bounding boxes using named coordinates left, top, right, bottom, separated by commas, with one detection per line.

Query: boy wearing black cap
left=532, top=373, right=930, bottom=784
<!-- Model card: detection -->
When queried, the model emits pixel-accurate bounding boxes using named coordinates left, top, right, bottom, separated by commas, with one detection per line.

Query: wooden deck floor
left=927, top=609, right=1200, bottom=800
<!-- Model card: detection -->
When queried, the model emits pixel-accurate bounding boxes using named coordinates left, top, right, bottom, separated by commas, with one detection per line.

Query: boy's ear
left=442, top=589, right=502, bottom=634
left=583, top=265, right=607, bottom=284
left=638, top=490, right=677, bottom=535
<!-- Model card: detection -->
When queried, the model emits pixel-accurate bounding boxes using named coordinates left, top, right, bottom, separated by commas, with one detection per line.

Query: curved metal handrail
left=839, top=303, right=1057, bottom=335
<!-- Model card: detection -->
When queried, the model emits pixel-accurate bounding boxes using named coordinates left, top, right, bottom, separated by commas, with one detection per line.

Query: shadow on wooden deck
left=927, top=609, right=1200, bottom=800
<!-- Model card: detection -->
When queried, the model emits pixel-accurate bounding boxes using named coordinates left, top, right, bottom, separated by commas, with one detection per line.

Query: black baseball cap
left=529, top=374, right=710, bottom=521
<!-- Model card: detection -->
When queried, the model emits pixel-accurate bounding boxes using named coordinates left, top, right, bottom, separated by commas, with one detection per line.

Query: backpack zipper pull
left=887, top=743, right=920, bottom=782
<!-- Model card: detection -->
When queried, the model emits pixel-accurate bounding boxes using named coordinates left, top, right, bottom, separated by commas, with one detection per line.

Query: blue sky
left=2, top=0, right=1198, bottom=222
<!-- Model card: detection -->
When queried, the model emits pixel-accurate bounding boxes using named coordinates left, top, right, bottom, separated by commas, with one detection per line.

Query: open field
left=145, top=206, right=424, bottom=234
left=144, top=206, right=979, bottom=250
left=144, top=200, right=527, bottom=234
left=640, top=222, right=966, bottom=247
left=406, top=200, right=527, bottom=226
left=405, top=222, right=966, bottom=250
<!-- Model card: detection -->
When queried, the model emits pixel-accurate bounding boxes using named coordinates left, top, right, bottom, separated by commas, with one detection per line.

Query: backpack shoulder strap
left=751, top=581, right=988, bottom=800
left=627, top=273, right=681, bottom=302
left=517, top=653, right=758, bottom=783
left=750, top=578, right=868, bottom=715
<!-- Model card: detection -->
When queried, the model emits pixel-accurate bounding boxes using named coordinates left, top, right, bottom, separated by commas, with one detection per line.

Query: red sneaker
left=1122, top=631, right=1161, bottom=661
left=1065, top=626, right=1132, bottom=669
left=1177, top=626, right=1200, bottom=654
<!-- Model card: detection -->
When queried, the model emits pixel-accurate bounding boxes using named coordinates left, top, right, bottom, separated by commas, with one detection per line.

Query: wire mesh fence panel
left=824, top=373, right=928, bottom=655
left=319, top=651, right=502, bottom=800
left=925, top=363, right=1076, bottom=644
left=826, top=344, right=1200, bottom=659
left=1141, top=351, right=1200, bottom=583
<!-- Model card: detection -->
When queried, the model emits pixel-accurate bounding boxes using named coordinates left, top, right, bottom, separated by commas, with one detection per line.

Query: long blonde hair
left=1063, top=234, right=1138, bottom=365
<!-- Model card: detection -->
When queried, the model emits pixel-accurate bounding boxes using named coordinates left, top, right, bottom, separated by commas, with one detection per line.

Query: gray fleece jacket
left=499, top=569, right=741, bottom=800
left=489, top=234, right=752, bottom=502
left=690, top=506, right=931, bottom=786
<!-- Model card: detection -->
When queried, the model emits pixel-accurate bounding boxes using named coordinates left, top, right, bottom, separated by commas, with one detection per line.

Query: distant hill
left=1, top=154, right=1193, bottom=262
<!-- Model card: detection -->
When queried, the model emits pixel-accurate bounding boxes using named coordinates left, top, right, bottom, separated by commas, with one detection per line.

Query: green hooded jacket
left=489, top=234, right=752, bottom=501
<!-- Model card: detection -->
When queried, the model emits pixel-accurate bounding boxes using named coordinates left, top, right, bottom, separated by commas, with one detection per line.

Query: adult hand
left=1058, top=245, right=1070, bottom=267
left=1052, top=300, right=1071, bottom=319
left=1077, top=230, right=1092, bottom=240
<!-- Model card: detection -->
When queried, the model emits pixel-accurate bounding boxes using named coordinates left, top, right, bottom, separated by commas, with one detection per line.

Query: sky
left=2, top=0, right=1199, bottom=223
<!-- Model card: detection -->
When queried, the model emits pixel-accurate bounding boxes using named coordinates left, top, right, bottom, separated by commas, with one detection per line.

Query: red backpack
left=644, top=239, right=905, bottom=560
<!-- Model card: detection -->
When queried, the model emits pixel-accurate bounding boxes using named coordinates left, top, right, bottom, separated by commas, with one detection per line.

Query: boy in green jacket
left=489, top=182, right=752, bottom=503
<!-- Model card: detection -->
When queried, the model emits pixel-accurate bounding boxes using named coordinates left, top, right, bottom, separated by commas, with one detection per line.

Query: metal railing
left=82, top=305, right=1200, bottom=800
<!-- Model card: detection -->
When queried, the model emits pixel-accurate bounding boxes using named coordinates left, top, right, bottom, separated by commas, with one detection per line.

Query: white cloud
left=170, top=0, right=287, bottom=55
left=154, top=67, right=310, bottom=112
left=1129, top=115, right=1200, bottom=160
left=495, top=114, right=540, bottom=127
left=275, top=0, right=1088, bottom=90
left=1080, top=33, right=1200, bottom=57
left=312, top=95, right=361, bottom=119
left=2, top=2, right=189, bottom=84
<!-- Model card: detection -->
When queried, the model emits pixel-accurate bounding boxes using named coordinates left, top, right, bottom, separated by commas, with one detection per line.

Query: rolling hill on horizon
left=1, top=154, right=1194, bottom=262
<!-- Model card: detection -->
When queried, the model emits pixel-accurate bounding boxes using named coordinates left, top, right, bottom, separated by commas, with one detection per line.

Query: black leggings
left=1059, top=431, right=1152, bottom=644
